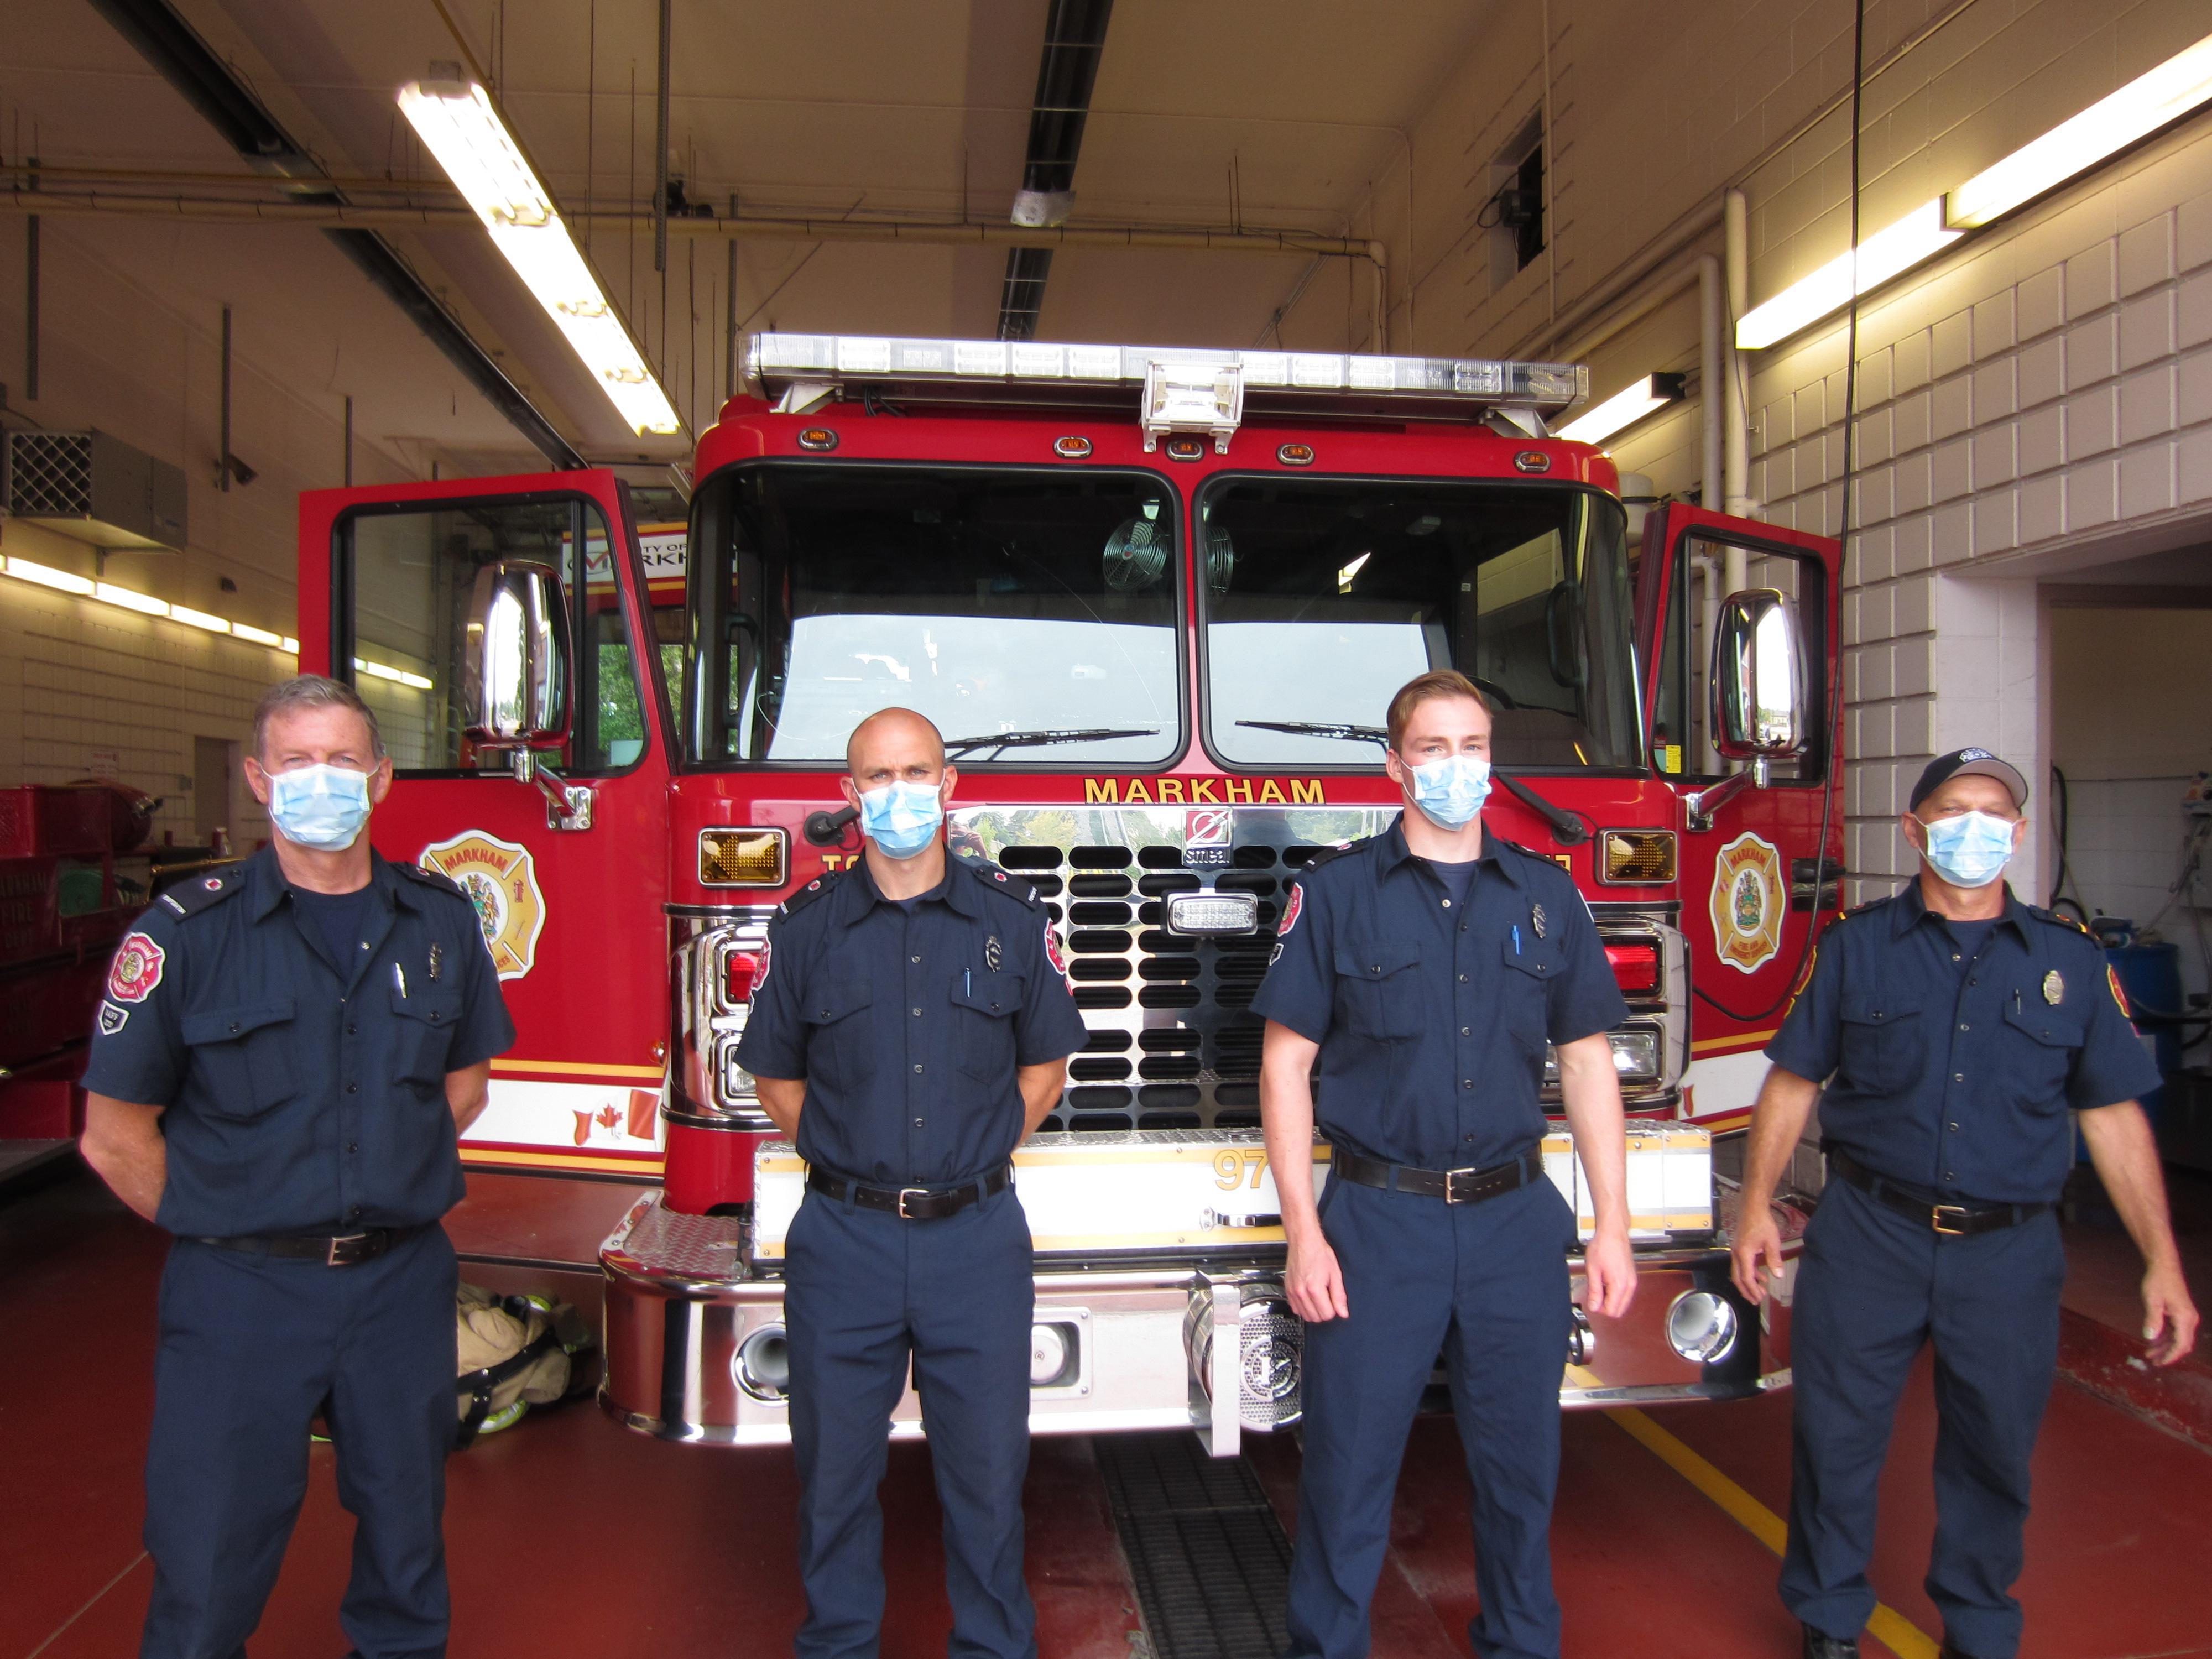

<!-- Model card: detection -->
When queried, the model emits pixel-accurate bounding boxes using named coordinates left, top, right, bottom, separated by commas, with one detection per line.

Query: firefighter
left=737, top=706, right=1086, bottom=1659
left=1731, top=747, right=2200, bottom=1659
left=1255, top=669, right=1639, bottom=1659
left=76, top=675, right=515, bottom=1659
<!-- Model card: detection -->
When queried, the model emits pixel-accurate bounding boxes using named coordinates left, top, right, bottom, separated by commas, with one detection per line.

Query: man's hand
left=1582, top=1223, right=1637, bottom=1318
left=1285, top=1222, right=1349, bottom=1323
left=1730, top=1203, right=1785, bottom=1306
left=2142, top=1258, right=2201, bottom=1367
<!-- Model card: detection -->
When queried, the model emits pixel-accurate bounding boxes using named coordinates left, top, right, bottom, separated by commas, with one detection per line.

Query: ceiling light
left=1558, top=372, right=1688, bottom=443
left=4, top=556, right=97, bottom=596
left=232, top=622, right=283, bottom=647
left=281, top=637, right=300, bottom=655
left=1736, top=199, right=1961, bottom=349
left=1948, top=32, right=2212, bottom=228
left=95, top=581, right=169, bottom=617
left=354, top=655, right=434, bottom=690
left=169, top=604, right=231, bottom=634
left=398, top=79, right=681, bottom=437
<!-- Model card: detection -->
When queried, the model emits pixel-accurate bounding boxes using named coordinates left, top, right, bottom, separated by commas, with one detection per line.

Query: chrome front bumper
left=598, top=1192, right=1797, bottom=1455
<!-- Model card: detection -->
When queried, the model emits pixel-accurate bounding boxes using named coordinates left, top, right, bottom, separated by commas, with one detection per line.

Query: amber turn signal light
left=699, top=827, right=788, bottom=886
left=1599, top=830, right=1676, bottom=885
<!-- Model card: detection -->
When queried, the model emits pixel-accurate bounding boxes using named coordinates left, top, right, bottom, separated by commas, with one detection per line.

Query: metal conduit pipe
left=1724, top=187, right=1754, bottom=519
left=1698, top=254, right=1724, bottom=512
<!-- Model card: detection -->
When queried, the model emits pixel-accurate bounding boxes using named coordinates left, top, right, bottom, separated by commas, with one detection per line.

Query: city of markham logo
left=419, top=830, right=547, bottom=980
left=1709, top=832, right=1786, bottom=974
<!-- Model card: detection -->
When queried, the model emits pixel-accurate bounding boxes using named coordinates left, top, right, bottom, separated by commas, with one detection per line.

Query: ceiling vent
left=4, top=429, right=187, bottom=551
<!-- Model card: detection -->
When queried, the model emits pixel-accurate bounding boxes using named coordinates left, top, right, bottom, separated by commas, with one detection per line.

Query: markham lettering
left=1081, top=777, right=1323, bottom=805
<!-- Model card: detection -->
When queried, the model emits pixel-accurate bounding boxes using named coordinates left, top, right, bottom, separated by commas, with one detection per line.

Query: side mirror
left=1712, top=588, right=1807, bottom=759
left=465, top=560, right=571, bottom=752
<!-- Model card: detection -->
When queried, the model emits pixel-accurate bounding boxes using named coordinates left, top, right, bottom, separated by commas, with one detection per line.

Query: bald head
left=845, top=707, right=949, bottom=788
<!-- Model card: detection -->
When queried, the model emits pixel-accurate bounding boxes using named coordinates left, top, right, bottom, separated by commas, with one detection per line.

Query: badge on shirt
left=428, top=942, right=444, bottom=983
left=98, top=1000, right=129, bottom=1035
left=2043, top=969, right=2064, bottom=1005
left=985, top=934, right=1003, bottom=972
left=1531, top=902, right=1548, bottom=940
left=107, top=932, right=166, bottom=1004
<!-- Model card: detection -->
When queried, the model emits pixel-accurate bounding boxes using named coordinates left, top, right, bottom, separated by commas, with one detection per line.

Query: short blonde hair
left=1385, top=670, right=1489, bottom=753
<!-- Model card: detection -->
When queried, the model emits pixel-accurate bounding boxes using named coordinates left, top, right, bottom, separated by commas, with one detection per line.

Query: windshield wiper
left=942, top=726, right=1160, bottom=760
left=1235, top=720, right=1387, bottom=746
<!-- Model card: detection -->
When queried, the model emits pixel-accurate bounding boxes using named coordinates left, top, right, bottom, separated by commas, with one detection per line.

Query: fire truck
left=298, top=335, right=1838, bottom=1455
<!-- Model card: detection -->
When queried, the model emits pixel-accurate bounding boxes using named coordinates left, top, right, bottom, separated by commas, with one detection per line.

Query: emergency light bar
left=745, top=333, right=1589, bottom=444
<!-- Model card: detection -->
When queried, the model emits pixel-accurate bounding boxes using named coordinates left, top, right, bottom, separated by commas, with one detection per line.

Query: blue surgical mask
left=858, top=781, right=945, bottom=859
left=1405, top=753, right=1492, bottom=830
left=1919, top=809, right=2016, bottom=888
left=267, top=762, right=374, bottom=851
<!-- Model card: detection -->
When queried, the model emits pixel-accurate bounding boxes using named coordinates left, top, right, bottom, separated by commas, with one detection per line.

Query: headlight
left=1541, top=1027, right=1662, bottom=1086
left=1165, top=891, right=1260, bottom=936
left=1665, top=1290, right=1740, bottom=1363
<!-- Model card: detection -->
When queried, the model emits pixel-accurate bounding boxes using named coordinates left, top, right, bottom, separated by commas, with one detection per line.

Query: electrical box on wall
left=4, top=429, right=187, bottom=552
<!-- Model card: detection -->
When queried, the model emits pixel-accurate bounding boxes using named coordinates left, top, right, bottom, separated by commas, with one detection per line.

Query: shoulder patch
left=394, top=860, right=467, bottom=901
left=778, top=868, right=844, bottom=917
left=956, top=855, right=1044, bottom=908
left=107, top=933, right=167, bottom=1004
left=1290, top=837, right=1365, bottom=878
left=155, top=868, right=246, bottom=919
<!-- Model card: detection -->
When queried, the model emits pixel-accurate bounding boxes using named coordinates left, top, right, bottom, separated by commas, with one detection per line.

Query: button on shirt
left=80, top=846, right=516, bottom=1238
left=1251, top=821, right=1626, bottom=1172
left=1766, top=883, right=2158, bottom=1204
left=735, top=857, right=1088, bottom=1189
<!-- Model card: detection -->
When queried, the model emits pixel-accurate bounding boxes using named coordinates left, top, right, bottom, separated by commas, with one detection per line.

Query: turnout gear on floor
left=453, top=1284, right=593, bottom=1447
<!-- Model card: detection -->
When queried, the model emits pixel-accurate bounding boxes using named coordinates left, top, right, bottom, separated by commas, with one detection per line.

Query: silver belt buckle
left=326, top=1232, right=371, bottom=1266
left=1443, top=1166, right=1479, bottom=1204
left=896, top=1187, right=930, bottom=1219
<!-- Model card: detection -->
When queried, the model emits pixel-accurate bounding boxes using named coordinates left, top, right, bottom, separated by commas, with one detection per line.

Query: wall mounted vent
left=5, top=430, right=187, bottom=551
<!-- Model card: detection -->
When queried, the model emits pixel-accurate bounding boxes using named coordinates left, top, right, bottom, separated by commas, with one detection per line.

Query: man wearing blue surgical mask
left=1733, top=748, right=2197, bottom=1659
left=738, top=706, right=1086, bottom=1659
left=77, top=674, right=515, bottom=1659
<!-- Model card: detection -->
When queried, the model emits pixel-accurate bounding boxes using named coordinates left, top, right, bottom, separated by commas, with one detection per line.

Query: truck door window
left=1655, top=534, right=1828, bottom=782
left=686, top=465, right=1181, bottom=766
left=340, top=495, right=650, bottom=775
left=1199, top=478, right=1638, bottom=770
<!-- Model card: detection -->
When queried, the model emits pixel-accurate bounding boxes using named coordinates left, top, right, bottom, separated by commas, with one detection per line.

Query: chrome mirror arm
left=1682, top=759, right=1769, bottom=832
left=512, top=750, right=593, bottom=831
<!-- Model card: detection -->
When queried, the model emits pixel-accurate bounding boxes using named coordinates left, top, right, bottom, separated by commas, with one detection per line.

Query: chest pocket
left=802, top=964, right=877, bottom=1093
left=951, top=969, right=1026, bottom=1081
left=1332, top=942, right=1422, bottom=1040
left=181, top=1001, right=299, bottom=1120
left=392, top=986, right=465, bottom=1093
left=1839, top=996, right=1923, bottom=1095
left=2002, top=998, right=2083, bottom=1107
left=1500, top=936, right=1565, bottom=1054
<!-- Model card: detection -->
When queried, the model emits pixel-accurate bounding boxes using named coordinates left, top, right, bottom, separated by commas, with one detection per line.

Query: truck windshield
left=1199, top=476, right=1639, bottom=770
left=686, top=464, right=1181, bottom=766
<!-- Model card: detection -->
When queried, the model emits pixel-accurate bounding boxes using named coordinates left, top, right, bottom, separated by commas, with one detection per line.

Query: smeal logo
left=1082, top=777, right=1324, bottom=805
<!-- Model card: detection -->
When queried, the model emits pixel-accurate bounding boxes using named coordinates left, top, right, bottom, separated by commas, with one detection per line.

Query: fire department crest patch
left=1709, top=832, right=1787, bottom=975
left=1279, top=882, right=1305, bottom=937
left=107, top=932, right=165, bottom=1004
left=416, top=830, right=547, bottom=981
left=1044, top=919, right=1070, bottom=981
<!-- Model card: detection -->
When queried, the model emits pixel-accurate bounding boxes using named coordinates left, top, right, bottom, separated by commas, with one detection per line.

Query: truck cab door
left=1637, top=504, right=1843, bottom=1130
left=296, top=470, right=680, bottom=1176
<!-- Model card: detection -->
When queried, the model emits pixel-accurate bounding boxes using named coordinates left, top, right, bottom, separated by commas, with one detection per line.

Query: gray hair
left=253, top=674, right=386, bottom=761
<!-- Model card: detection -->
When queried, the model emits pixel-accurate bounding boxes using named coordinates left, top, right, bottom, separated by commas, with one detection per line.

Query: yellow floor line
left=1610, top=1407, right=1940, bottom=1659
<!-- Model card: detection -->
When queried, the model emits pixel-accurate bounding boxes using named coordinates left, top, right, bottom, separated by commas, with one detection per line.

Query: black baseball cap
left=1909, top=748, right=2028, bottom=811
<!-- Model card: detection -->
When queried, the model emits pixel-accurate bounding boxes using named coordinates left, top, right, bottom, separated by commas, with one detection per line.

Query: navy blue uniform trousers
left=1287, top=1174, right=1577, bottom=1659
left=141, top=1225, right=458, bottom=1659
left=1782, top=1177, right=2064, bottom=1659
left=784, top=1183, right=1036, bottom=1659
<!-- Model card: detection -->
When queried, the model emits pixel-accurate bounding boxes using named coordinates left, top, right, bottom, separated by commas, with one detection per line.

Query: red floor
left=7, top=1166, right=2210, bottom=1659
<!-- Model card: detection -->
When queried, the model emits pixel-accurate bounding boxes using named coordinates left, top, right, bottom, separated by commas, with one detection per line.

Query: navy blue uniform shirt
left=81, top=845, right=515, bottom=1238
left=1250, top=818, right=1627, bottom=1171
left=1766, top=881, right=2158, bottom=1204
left=735, top=855, right=1088, bottom=1188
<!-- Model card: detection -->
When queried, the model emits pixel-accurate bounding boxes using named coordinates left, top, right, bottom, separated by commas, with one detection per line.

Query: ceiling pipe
left=1723, top=187, right=1754, bottom=519
left=1698, top=254, right=1723, bottom=512
left=999, top=0, right=1115, bottom=341
left=81, top=0, right=584, bottom=469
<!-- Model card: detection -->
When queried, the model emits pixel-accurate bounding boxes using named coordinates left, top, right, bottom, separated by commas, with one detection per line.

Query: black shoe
left=1802, top=1627, right=1861, bottom=1659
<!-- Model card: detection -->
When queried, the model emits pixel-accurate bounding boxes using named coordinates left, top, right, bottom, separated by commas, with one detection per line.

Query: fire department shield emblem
left=1709, top=832, right=1786, bottom=975
left=107, top=932, right=165, bottom=1004
left=418, top=830, right=547, bottom=981
left=1044, top=919, right=1071, bottom=983
left=1278, top=882, right=1305, bottom=937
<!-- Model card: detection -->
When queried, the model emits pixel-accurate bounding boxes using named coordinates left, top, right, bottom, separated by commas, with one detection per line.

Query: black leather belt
left=806, top=1165, right=1011, bottom=1220
left=1332, top=1146, right=1543, bottom=1205
left=192, top=1224, right=425, bottom=1267
left=1829, top=1147, right=2049, bottom=1237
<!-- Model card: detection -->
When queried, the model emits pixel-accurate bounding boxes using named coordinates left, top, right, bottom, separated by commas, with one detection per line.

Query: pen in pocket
left=1512, top=925, right=1521, bottom=956
left=393, top=962, right=408, bottom=998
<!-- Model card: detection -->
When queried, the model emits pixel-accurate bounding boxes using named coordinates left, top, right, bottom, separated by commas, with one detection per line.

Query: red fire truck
left=297, top=335, right=1838, bottom=1454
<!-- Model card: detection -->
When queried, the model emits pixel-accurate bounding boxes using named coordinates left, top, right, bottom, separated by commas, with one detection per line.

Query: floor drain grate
left=1093, top=1432, right=1291, bottom=1659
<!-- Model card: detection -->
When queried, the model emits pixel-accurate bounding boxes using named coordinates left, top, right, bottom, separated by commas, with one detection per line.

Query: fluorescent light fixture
left=1736, top=198, right=1961, bottom=349
left=354, top=655, right=434, bottom=691
left=398, top=79, right=681, bottom=437
left=95, top=582, right=171, bottom=617
left=232, top=622, right=283, bottom=647
left=1948, top=32, right=2212, bottom=227
left=281, top=637, right=300, bottom=655
left=169, top=604, right=231, bottom=634
left=1558, top=372, right=1688, bottom=444
left=6, top=556, right=97, bottom=596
